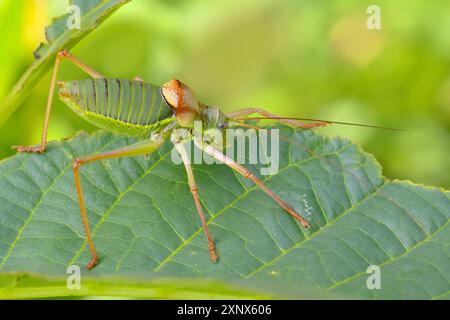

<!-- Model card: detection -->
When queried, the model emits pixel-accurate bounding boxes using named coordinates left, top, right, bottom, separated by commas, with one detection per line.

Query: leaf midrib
left=0, top=136, right=380, bottom=274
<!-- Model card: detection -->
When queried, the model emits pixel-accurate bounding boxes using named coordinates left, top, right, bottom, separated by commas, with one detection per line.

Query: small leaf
left=0, top=127, right=448, bottom=299
left=0, top=0, right=131, bottom=128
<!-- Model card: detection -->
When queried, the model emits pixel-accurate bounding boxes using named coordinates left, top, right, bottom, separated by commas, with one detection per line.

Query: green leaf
left=0, top=127, right=448, bottom=299
left=0, top=0, right=131, bottom=128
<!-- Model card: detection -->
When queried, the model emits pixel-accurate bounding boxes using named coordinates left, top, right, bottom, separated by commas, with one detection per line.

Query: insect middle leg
left=72, top=135, right=166, bottom=269
left=13, top=49, right=104, bottom=154
left=194, top=138, right=310, bottom=228
left=173, top=142, right=218, bottom=262
left=227, top=107, right=329, bottom=129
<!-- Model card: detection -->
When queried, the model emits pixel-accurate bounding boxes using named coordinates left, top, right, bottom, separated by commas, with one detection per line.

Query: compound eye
left=219, top=123, right=226, bottom=129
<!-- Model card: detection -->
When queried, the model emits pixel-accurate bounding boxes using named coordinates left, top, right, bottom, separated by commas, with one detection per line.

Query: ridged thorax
left=160, top=79, right=227, bottom=130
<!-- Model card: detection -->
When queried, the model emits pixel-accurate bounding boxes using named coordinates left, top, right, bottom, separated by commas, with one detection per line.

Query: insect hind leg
left=13, top=49, right=105, bottom=154
left=72, top=135, right=166, bottom=269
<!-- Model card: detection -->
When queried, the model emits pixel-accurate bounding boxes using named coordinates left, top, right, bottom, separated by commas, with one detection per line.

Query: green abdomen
left=59, top=78, right=174, bottom=136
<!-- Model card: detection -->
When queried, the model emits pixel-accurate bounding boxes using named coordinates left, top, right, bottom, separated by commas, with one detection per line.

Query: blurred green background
left=0, top=0, right=448, bottom=188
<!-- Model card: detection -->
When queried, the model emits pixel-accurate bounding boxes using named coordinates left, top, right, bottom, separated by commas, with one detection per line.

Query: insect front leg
left=72, top=134, right=166, bottom=269
left=173, top=140, right=218, bottom=263
left=13, top=49, right=105, bottom=154
left=194, top=137, right=310, bottom=228
left=227, top=107, right=329, bottom=129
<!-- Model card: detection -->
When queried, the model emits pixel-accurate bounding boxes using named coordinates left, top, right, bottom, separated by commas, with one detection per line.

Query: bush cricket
left=13, top=49, right=397, bottom=269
